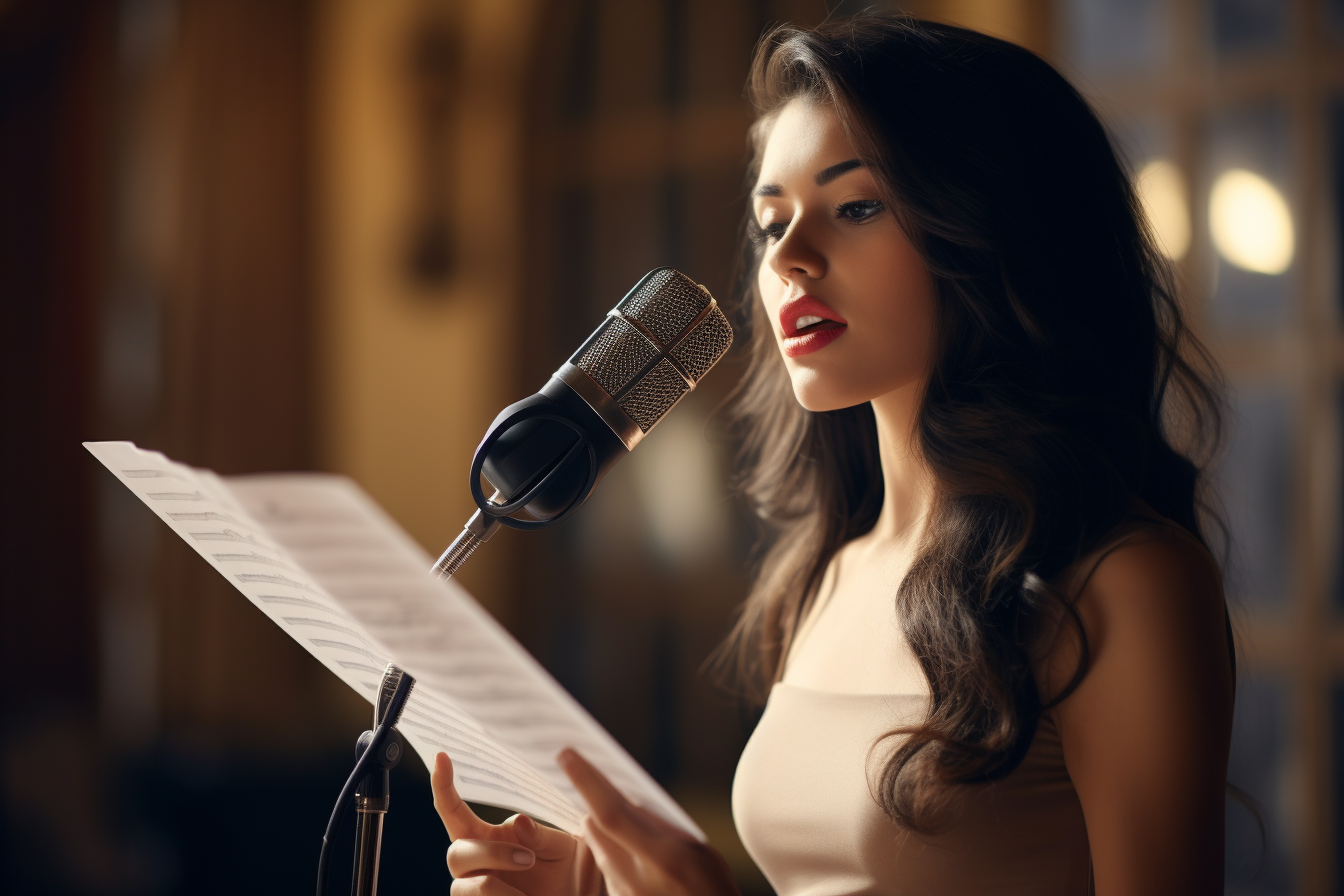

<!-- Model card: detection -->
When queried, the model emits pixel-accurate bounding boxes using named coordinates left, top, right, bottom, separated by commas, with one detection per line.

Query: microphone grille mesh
left=616, top=358, right=689, bottom=432
left=569, top=268, right=734, bottom=435
left=619, top=268, right=709, bottom=345
left=671, top=306, right=733, bottom=382
left=574, top=317, right=658, bottom=396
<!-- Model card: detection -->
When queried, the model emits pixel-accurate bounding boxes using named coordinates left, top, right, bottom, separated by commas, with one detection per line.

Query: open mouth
left=791, top=314, right=846, bottom=336
left=779, top=295, right=848, bottom=356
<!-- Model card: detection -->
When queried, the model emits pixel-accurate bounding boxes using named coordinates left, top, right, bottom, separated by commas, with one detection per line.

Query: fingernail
left=512, top=849, right=533, bottom=866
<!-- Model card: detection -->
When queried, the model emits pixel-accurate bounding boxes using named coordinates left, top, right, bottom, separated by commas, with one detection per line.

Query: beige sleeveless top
left=729, top=521, right=1201, bottom=894
left=732, top=684, right=1091, bottom=895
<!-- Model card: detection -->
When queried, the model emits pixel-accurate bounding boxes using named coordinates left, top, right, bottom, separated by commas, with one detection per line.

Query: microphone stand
left=350, top=726, right=405, bottom=896
left=316, top=664, right=414, bottom=896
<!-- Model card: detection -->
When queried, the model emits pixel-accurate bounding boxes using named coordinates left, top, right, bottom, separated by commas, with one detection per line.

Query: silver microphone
left=432, top=267, right=733, bottom=580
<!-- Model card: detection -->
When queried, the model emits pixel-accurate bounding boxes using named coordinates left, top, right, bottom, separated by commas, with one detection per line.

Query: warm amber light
left=1209, top=168, right=1294, bottom=275
left=1135, top=158, right=1190, bottom=260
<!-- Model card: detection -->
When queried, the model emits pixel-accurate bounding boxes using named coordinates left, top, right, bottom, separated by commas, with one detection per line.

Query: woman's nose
left=766, top=217, right=827, bottom=282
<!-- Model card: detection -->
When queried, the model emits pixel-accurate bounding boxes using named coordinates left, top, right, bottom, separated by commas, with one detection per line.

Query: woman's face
left=752, top=99, right=937, bottom=413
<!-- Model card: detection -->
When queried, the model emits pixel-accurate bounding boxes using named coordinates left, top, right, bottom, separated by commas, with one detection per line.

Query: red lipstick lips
left=778, top=295, right=848, bottom=357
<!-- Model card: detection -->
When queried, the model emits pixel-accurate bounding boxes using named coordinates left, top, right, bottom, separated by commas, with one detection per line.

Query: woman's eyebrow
left=752, top=159, right=863, bottom=197
left=815, top=158, right=863, bottom=185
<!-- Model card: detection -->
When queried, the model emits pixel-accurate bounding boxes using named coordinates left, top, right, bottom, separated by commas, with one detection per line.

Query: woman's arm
left=1046, top=532, right=1234, bottom=895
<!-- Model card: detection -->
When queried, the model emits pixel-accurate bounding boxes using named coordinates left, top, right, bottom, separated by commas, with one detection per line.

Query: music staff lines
left=234, top=572, right=321, bottom=593
left=212, top=551, right=293, bottom=570
left=283, top=617, right=373, bottom=642
left=257, top=593, right=350, bottom=616
left=307, top=638, right=389, bottom=665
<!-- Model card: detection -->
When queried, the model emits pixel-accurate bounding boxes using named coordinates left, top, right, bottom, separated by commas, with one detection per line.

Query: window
left=1058, top=0, right=1344, bottom=891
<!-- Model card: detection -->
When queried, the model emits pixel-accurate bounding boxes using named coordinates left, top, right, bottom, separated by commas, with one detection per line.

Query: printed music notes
left=84, top=441, right=702, bottom=839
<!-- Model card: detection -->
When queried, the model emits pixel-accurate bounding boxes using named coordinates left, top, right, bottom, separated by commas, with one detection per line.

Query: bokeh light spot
left=1135, top=158, right=1191, bottom=260
left=1209, top=168, right=1294, bottom=274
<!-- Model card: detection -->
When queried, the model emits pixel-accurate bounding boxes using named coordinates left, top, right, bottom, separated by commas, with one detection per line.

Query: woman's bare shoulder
left=1077, top=520, right=1224, bottom=638
left=1043, top=527, right=1234, bottom=896
left=1039, top=518, right=1228, bottom=704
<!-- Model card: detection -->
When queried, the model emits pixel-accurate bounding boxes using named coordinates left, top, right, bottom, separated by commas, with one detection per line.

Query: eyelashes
left=748, top=199, right=886, bottom=247
left=837, top=199, right=884, bottom=221
left=747, top=220, right=785, bottom=247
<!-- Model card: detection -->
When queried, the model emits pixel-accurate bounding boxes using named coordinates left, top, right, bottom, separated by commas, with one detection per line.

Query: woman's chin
left=788, top=375, right=869, bottom=413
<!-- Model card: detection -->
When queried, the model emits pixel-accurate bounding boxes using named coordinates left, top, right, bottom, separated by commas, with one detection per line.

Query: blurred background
left=1, top=0, right=1340, bottom=892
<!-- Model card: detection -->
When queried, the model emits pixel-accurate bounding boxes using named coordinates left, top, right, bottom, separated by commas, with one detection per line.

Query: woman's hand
left=557, top=748, right=740, bottom=896
left=431, top=752, right=603, bottom=896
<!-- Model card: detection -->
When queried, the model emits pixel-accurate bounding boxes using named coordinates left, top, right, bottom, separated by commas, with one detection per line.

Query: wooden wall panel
left=0, top=0, right=113, bottom=719
left=152, top=0, right=363, bottom=749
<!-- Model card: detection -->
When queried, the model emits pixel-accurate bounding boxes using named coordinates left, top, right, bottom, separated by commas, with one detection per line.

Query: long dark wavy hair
left=718, top=14, right=1227, bottom=832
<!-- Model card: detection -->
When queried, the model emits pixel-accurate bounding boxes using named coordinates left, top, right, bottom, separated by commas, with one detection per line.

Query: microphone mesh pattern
left=619, top=268, right=707, bottom=345
left=671, top=308, right=733, bottom=382
left=570, top=268, right=734, bottom=434
left=617, top=358, right=689, bottom=431
left=574, top=317, right=659, bottom=395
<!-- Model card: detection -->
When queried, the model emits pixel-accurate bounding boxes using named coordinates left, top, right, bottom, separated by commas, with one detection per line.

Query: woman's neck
left=868, top=381, right=934, bottom=547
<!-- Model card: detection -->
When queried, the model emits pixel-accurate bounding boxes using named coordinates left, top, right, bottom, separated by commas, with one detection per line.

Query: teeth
left=795, top=315, right=824, bottom=330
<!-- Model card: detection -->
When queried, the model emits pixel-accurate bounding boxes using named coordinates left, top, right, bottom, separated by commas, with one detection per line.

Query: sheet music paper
left=84, top=441, right=702, bottom=839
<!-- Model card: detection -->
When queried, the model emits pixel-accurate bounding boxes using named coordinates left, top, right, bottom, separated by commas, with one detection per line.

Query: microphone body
left=434, top=268, right=733, bottom=579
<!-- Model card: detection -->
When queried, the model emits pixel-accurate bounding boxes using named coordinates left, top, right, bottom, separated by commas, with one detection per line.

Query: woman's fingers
left=580, top=816, right=640, bottom=896
left=557, top=748, right=640, bottom=825
left=561, top=749, right=743, bottom=895
left=446, top=838, right=535, bottom=878
left=501, top=812, right=576, bottom=861
left=558, top=748, right=673, bottom=859
left=449, top=873, right=529, bottom=896
left=432, top=752, right=493, bottom=841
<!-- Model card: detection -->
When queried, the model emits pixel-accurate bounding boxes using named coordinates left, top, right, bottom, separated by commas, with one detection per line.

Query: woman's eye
left=836, top=199, right=884, bottom=222
left=749, top=220, right=789, bottom=245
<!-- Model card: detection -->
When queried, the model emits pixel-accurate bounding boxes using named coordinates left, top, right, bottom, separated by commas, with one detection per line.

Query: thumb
left=431, top=752, right=491, bottom=841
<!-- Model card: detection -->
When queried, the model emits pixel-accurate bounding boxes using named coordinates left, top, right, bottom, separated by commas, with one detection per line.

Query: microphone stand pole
left=317, top=663, right=413, bottom=896
left=350, top=726, right=404, bottom=896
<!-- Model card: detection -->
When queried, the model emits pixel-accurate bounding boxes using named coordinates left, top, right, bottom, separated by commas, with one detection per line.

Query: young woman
left=431, top=14, right=1235, bottom=896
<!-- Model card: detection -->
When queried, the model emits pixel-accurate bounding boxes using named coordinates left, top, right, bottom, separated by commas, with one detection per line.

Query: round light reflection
left=1208, top=168, right=1294, bottom=275
left=1135, top=158, right=1191, bottom=261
